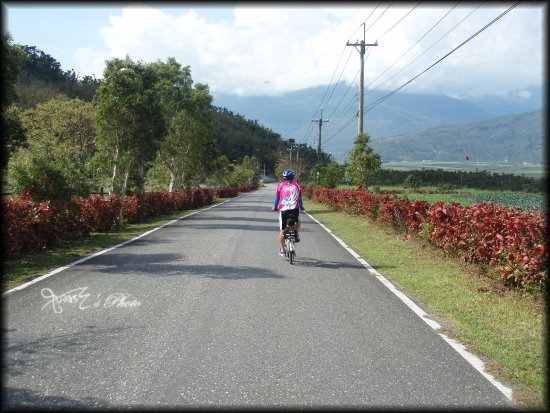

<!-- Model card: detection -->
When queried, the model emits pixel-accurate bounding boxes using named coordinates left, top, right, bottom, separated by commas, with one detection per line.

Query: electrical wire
left=364, top=1, right=521, bottom=114
left=298, top=3, right=384, bottom=146
left=366, top=1, right=484, bottom=96
left=365, top=1, right=460, bottom=93
left=365, top=2, right=394, bottom=35
left=321, top=47, right=355, bottom=113
left=323, top=2, right=415, bottom=140
left=376, top=1, right=423, bottom=41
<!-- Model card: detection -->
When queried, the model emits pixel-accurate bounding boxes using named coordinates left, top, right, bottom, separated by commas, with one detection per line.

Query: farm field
left=356, top=185, right=548, bottom=212
left=382, top=161, right=547, bottom=179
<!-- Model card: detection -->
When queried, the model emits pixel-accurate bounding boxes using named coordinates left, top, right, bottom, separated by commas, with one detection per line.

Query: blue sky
left=2, top=2, right=545, bottom=100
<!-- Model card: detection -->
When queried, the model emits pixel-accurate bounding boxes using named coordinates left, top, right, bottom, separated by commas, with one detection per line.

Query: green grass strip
left=3, top=197, right=231, bottom=291
left=303, top=198, right=546, bottom=409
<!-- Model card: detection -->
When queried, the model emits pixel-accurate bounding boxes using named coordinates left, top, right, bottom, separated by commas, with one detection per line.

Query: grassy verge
left=303, top=197, right=546, bottom=409
left=2, top=197, right=231, bottom=291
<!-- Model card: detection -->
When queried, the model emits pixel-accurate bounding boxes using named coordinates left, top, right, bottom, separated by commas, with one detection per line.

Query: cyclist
left=271, top=169, right=304, bottom=256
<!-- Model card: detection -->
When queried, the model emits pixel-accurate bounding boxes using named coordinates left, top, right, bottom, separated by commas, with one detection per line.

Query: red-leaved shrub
left=303, top=185, right=547, bottom=289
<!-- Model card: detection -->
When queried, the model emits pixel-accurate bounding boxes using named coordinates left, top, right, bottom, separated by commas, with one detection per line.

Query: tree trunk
left=168, top=165, right=177, bottom=192
left=137, top=162, right=145, bottom=195
left=119, top=159, right=132, bottom=222
left=110, top=145, right=120, bottom=195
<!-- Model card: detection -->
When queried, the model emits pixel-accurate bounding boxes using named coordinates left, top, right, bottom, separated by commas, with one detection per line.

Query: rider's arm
left=273, top=194, right=280, bottom=210
left=298, top=196, right=304, bottom=210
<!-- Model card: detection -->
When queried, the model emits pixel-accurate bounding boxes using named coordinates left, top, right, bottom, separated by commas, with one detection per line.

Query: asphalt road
left=3, top=183, right=514, bottom=409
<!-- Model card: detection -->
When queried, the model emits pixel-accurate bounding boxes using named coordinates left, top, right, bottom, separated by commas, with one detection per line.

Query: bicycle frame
left=284, top=225, right=297, bottom=264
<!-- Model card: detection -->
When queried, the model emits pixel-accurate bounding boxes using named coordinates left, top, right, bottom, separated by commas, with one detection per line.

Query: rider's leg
left=279, top=211, right=285, bottom=253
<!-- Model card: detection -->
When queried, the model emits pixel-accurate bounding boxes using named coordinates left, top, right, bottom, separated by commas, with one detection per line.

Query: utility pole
left=288, top=138, right=295, bottom=167
left=347, top=23, right=377, bottom=136
left=312, top=109, right=329, bottom=164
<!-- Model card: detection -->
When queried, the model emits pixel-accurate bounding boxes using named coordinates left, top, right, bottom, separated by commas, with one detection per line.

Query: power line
left=299, top=3, right=385, bottom=146
left=366, top=1, right=461, bottom=92
left=324, top=3, right=413, bottom=132
left=322, top=113, right=358, bottom=146
left=364, top=2, right=521, bottom=114
left=346, top=2, right=383, bottom=42
left=298, top=47, right=347, bottom=146
left=321, top=47, right=355, bottom=113
left=326, top=67, right=361, bottom=121
left=312, top=109, right=329, bottom=163
left=376, top=1, right=423, bottom=41
left=323, top=2, right=519, bottom=150
left=365, top=2, right=394, bottom=34
left=366, top=1, right=485, bottom=96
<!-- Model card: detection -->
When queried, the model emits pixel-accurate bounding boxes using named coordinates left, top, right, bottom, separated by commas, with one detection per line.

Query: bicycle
left=283, top=223, right=298, bottom=264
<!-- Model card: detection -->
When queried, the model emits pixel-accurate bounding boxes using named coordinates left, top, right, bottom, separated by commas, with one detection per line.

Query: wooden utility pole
left=312, top=109, right=329, bottom=164
left=288, top=138, right=295, bottom=166
left=347, top=23, right=377, bottom=136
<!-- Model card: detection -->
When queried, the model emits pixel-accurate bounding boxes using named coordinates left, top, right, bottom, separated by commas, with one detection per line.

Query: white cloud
left=73, top=3, right=544, bottom=97
left=516, top=90, right=532, bottom=100
left=74, top=48, right=112, bottom=79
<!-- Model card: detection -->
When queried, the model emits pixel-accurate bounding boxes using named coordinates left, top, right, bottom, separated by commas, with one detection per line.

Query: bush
left=437, top=183, right=459, bottom=191
left=404, top=174, right=421, bottom=189
left=303, top=185, right=548, bottom=289
left=3, top=185, right=255, bottom=260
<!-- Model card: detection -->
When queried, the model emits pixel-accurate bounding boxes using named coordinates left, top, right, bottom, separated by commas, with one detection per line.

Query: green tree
left=95, top=56, right=164, bottom=195
left=158, top=108, right=214, bottom=191
left=22, top=97, right=96, bottom=168
left=1, top=105, right=26, bottom=171
left=241, top=155, right=261, bottom=185
left=8, top=152, right=72, bottom=201
left=206, top=155, right=234, bottom=187
left=348, top=133, right=381, bottom=189
left=8, top=97, right=97, bottom=200
left=404, top=174, right=421, bottom=189
left=2, top=33, right=27, bottom=107
left=1, top=33, right=28, bottom=170
left=320, top=162, right=345, bottom=188
left=152, top=59, right=216, bottom=191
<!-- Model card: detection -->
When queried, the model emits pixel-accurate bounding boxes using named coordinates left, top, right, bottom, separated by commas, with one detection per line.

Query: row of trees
left=3, top=35, right=294, bottom=201
left=271, top=133, right=381, bottom=189
left=2, top=33, right=367, bottom=200
left=300, top=158, right=545, bottom=193
left=16, top=45, right=101, bottom=107
left=370, top=168, right=546, bottom=193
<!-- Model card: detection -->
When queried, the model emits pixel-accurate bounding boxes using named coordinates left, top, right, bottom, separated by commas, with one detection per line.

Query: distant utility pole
left=312, top=109, right=329, bottom=164
left=347, top=23, right=378, bottom=136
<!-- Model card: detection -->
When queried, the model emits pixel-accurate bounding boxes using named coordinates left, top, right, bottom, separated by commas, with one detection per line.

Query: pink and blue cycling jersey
left=275, top=181, right=303, bottom=211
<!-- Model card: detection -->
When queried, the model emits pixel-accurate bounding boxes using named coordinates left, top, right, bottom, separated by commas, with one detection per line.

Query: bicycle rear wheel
left=288, top=238, right=295, bottom=264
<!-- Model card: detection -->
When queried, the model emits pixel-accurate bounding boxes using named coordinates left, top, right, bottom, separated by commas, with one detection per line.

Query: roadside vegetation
left=2, top=31, right=547, bottom=409
left=302, top=132, right=546, bottom=408
left=303, top=197, right=546, bottom=408
left=364, top=185, right=547, bottom=211
left=2, top=192, right=249, bottom=290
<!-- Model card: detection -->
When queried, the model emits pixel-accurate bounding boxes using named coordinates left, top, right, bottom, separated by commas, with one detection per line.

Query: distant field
left=382, top=161, right=547, bottom=178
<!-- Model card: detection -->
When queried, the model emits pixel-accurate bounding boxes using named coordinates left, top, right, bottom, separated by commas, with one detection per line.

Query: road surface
left=3, top=183, right=514, bottom=409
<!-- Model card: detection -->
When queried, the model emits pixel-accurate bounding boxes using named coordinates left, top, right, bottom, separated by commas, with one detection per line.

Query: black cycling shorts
left=279, top=208, right=300, bottom=230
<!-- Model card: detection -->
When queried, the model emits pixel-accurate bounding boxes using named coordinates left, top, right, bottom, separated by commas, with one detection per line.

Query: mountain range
left=211, top=83, right=543, bottom=163
left=371, top=110, right=543, bottom=164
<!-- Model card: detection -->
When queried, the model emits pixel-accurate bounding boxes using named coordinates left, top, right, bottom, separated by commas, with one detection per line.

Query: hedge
left=3, top=185, right=258, bottom=260
left=304, top=185, right=547, bottom=290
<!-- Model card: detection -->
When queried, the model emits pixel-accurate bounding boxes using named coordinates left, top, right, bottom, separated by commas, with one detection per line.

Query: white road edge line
left=3, top=196, right=241, bottom=296
left=304, top=211, right=513, bottom=401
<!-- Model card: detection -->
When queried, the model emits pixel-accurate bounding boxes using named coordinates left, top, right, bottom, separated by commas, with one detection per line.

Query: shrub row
left=304, top=185, right=547, bottom=289
left=3, top=185, right=257, bottom=260
left=378, top=189, right=470, bottom=195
